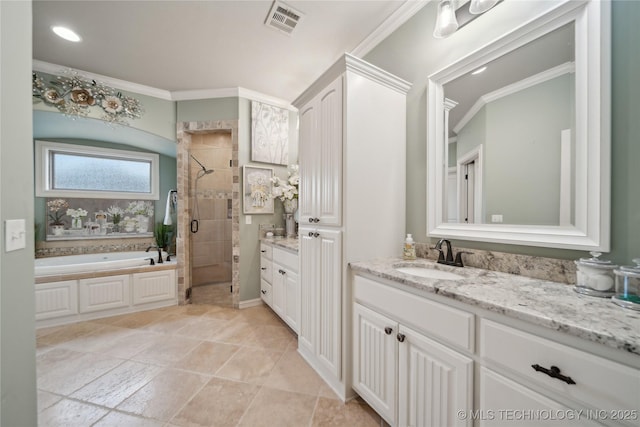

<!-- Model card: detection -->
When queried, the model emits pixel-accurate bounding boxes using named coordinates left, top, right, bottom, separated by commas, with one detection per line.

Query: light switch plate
left=245, top=215, right=252, bottom=225
left=5, top=219, right=26, bottom=252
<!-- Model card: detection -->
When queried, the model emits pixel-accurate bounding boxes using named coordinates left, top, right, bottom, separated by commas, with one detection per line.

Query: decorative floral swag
left=32, top=69, right=144, bottom=125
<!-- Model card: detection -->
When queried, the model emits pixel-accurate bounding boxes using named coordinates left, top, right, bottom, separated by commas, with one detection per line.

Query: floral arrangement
left=270, top=164, right=299, bottom=202
left=47, top=199, right=69, bottom=225
left=126, top=200, right=154, bottom=217
left=32, top=69, right=144, bottom=125
left=107, top=205, right=124, bottom=224
left=66, top=208, right=88, bottom=219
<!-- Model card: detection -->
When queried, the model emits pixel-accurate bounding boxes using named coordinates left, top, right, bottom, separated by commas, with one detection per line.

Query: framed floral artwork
left=243, top=165, right=274, bottom=214
left=251, top=100, right=289, bottom=165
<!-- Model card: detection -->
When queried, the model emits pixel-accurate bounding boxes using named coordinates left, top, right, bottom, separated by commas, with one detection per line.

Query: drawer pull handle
left=261, top=267, right=267, bottom=271
left=531, top=364, right=576, bottom=385
left=261, top=250, right=266, bottom=253
left=384, top=327, right=393, bottom=335
left=279, top=269, right=286, bottom=275
left=261, top=290, right=267, bottom=294
left=397, top=333, right=406, bottom=343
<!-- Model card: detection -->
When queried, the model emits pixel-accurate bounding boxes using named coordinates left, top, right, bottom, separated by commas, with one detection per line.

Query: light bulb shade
left=469, top=0, right=499, bottom=15
left=433, top=0, right=459, bottom=39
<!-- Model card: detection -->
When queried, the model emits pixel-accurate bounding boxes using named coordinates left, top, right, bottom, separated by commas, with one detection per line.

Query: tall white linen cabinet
left=293, top=53, right=411, bottom=400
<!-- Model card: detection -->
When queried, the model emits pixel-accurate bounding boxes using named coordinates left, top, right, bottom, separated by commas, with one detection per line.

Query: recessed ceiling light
left=51, top=26, right=81, bottom=42
left=471, top=66, right=487, bottom=75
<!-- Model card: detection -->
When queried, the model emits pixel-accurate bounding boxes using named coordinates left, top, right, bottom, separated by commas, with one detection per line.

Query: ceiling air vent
left=265, top=1, right=304, bottom=36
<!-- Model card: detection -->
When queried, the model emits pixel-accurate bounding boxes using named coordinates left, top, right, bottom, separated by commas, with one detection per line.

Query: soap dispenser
left=403, top=234, right=416, bottom=260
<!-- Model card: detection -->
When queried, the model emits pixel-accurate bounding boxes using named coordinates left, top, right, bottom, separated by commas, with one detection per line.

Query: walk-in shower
left=187, top=132, right=234, bottom=306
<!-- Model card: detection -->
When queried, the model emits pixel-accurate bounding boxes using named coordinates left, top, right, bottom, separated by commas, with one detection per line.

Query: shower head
left=196, top=168, right=214, bottom=179
left=191, top=155, right=214, bottom=175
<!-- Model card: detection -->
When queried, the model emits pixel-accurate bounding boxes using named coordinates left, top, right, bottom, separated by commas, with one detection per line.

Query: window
left=36, top=140, right=159, bottom=200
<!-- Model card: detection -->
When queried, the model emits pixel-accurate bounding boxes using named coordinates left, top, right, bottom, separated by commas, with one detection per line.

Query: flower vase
left=283, top=199, right=298, bottom=238
left=50, top=224, right=64, bottom=236
left=283, top=198, right=298, bottom=214
left=137, top=215, right=150, bottom=233
left=71, top=217, right=82, bottom=229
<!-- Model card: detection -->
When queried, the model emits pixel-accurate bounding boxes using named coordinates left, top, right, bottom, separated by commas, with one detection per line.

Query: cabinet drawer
left=273, top=247, right=298, bottom=272
left=261, top=279, right=272, bottom=307
left=260, top=243, right=273, bottom=260
left=260, top=256, right=272, bottom=283
left=354, top=275, right=474, bottom=352
left=480, top=319, right=640, bottom=417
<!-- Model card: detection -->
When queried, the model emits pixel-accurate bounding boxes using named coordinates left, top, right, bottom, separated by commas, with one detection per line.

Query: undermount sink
left=395, top=266, right=464, bottom=281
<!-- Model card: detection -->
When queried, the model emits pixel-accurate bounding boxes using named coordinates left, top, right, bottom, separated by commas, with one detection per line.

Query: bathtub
left=35, top=251, right=168, bottom=276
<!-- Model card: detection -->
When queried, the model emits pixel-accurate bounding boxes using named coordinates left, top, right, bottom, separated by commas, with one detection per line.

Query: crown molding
left=33, top=60, right=295, bottom=109
left=32, top=59, right=173, bottom=100
left=453, top=61, right=575, bottom=134
left=350, top=0, right=430, bottom=57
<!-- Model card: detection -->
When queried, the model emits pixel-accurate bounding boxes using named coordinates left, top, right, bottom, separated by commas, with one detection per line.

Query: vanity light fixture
left=471, top=66, right=487, bottom=75
left=51, top=26, right=81, bottom=42
left=433, top=0, right=459, bottom=39
left=469, top=0, right=500, bottom=15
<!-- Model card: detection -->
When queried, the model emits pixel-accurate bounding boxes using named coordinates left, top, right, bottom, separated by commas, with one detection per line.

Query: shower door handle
left=190, top=219, right=199, bottom=233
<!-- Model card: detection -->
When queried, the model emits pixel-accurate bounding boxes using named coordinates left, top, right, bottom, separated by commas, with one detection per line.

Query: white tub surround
left=35, top=253, right=177, bottom=327
left=35, top=250, right=169, bottom=276
left=350, top=259, right=639, bottom=427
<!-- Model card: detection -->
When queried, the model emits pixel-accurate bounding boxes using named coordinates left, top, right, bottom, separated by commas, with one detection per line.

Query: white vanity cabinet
left=259, top=241, right=300, bottom=333
left=353, top=274, right=474, bottom=427
left=294, top=53, right=410, bottom=400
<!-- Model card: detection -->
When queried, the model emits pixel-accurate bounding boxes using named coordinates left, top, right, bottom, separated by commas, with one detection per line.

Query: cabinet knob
left=313, top=232, right=320, bottom=238
left=261, top=289, right=267, bottom=294
left=261, top=250, right=266, bottom=253
left=261, top=267, right=267, bottom=271
left=308, top=218, right=314, bottom=223
left=531, top=364, right=576, bottom=385
left=308, top=231, right=314, bottom=237
left=384, top=327, right=393, bottom=335
left=279, top=269, right=286, bottom=275
left=397, top=333, right=406, bottom=343
left=314, top=218, right=320, bottom=223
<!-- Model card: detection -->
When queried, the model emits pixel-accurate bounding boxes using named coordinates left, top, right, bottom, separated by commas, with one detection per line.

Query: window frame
left=35, top=140, right=160, bottom=200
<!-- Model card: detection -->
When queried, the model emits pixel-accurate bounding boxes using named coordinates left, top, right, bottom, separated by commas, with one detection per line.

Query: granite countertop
left=350, top=258, right=640, bottom=356
left=261, top=237, right=299, bottom=253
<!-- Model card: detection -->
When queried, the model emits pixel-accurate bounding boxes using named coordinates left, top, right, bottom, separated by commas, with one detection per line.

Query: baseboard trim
left=238, top=298, right=263, bottom=309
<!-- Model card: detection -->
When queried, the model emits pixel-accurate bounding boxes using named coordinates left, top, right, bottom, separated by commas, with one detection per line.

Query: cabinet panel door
left=317, top=76, right=343, bottom=226
left=398, top=325, right=473, bottom=427
left=79, top=275, right=130, bottom=313
left=284, top=269, right=299, bottom=333
left=316, top=228, right=342, bottom=378
left=298, top=229, right=317, bottom=353
left=132, top=269, right=176, bottom=305
left=298, top=101, right=318, bottom=224
left=272, top=262, right=285, bottom=318
left=479, top=367, right=602, bottom=427
left=353, top=303, right=397, bottom=425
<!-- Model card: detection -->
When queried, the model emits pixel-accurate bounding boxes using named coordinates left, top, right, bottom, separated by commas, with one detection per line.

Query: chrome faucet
left=146, top=245, right=163, bottom=264
left=433, top=239, right=471, bottom=267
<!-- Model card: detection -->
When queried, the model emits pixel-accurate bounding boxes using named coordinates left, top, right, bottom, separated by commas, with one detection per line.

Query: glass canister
left=612, top=259, right=640, bottom=311
left=574, top=252, right=617, bottom=297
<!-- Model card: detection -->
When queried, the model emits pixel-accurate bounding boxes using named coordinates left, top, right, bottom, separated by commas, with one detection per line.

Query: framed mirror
left=427, top=0, right=610, bottom=251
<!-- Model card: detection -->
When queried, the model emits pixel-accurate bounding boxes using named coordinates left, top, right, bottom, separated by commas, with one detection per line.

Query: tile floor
left=36, top=304, right=384, bottom=427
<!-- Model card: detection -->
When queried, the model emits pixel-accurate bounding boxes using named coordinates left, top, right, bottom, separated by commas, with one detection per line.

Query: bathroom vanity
left=260, top=238, right=300, bottom=333
left=350, top=259, right=640, bottom=427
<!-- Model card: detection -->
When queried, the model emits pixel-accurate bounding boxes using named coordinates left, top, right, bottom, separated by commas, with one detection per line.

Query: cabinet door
left=79, top=274, right=130, bottom=313
left=298, top=75, right=343, bottom=226
left=316, top=76, right=343, bottom=226
left=479, top=367, right=602, bottom=427
left=272, top=262, right=285, bottom=318
left=398, top=325, right=473, bottom=427
left=316, top=228, right=342, bottom=378
left=353, top=303, right=397, bottom=425
left=298, top=228, right=317, bottom=354
left=298, top=101, right=317, bottom=225
left=283, top=268, right=299, bottom=333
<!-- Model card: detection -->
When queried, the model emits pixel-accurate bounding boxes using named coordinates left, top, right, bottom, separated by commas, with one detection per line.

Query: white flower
left=107, top=205, right=124, bottom=216
left=126, top=200, right=154, bottom=216
left=102, top=96, right=123, bottom=114
left=66, top=208, right=88, bottom=218
left=270, top=164, right=299, bottom=202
